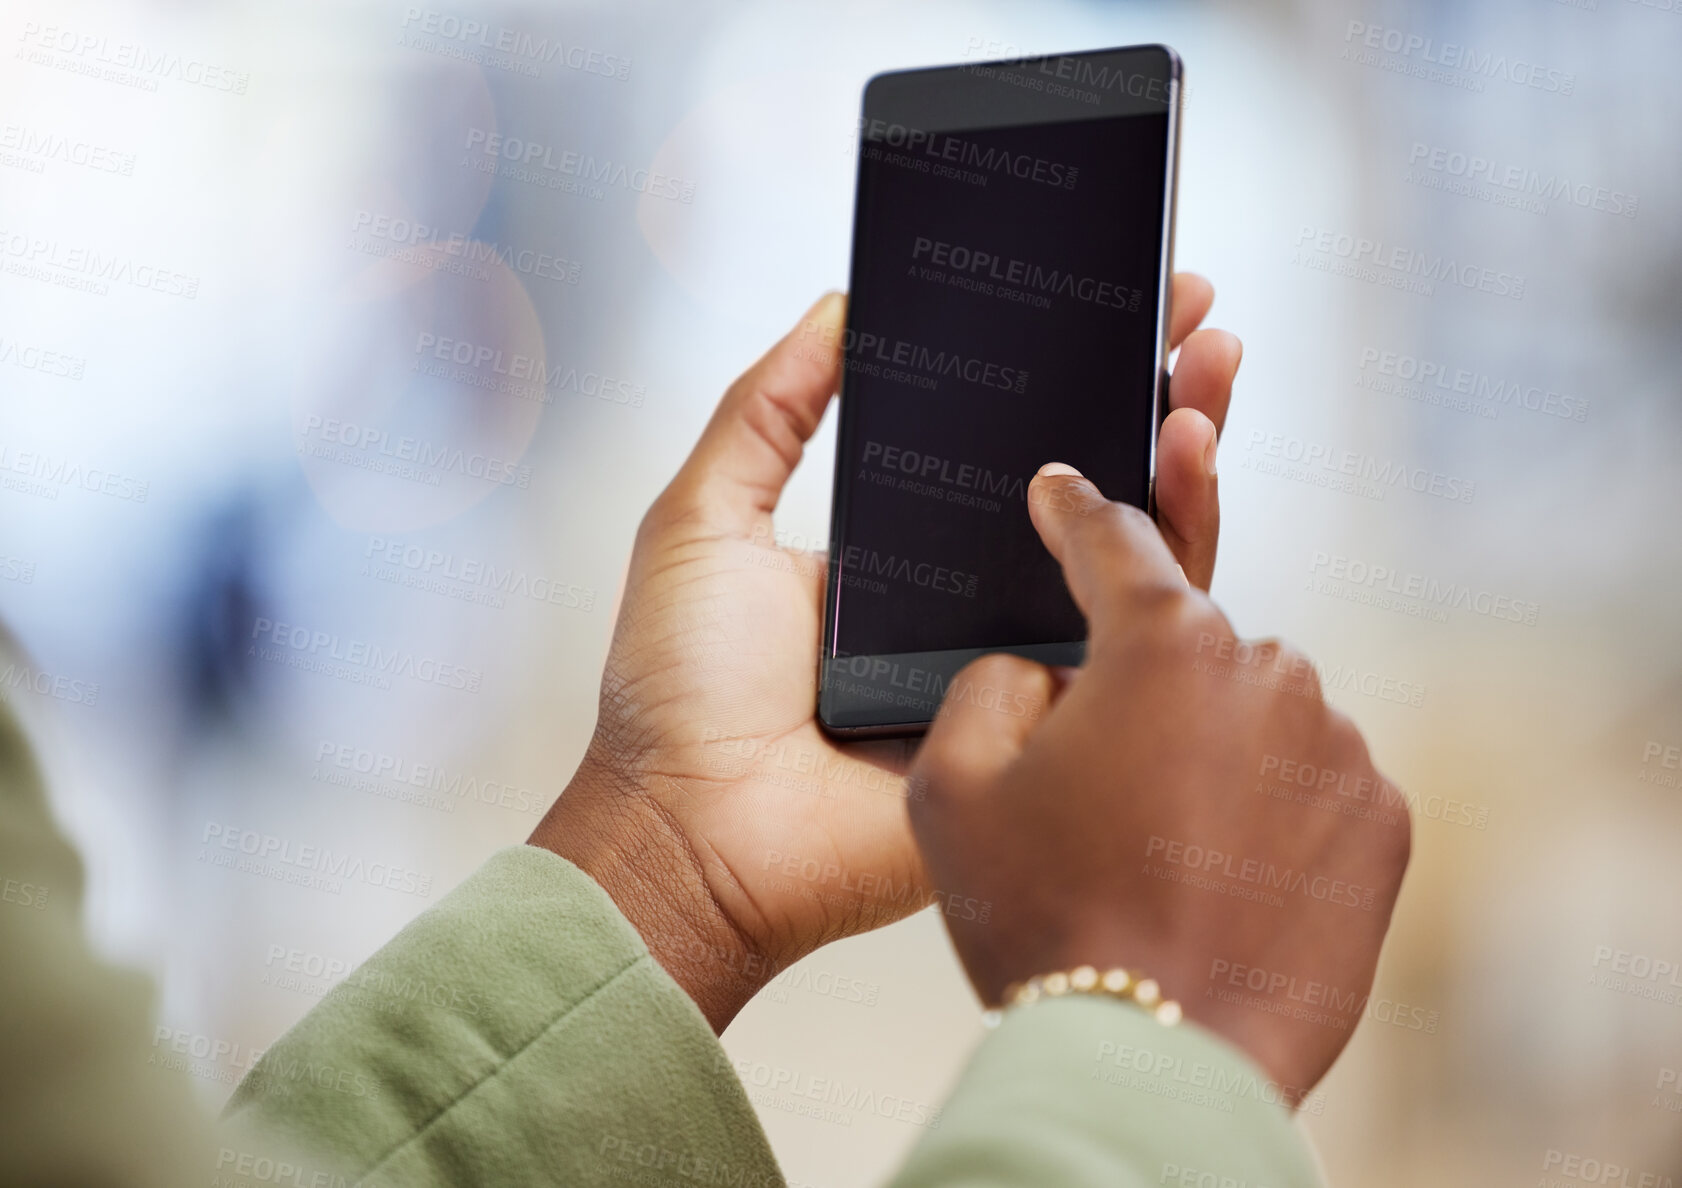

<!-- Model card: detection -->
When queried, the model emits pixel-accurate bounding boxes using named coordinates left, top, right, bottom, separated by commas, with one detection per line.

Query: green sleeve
left=3, top=671, right=1325, bottom=1188
left=223, top=845, right=784, bottom=1188
left=888, top=995, right=1325, bottom=1188
left=0, top=700, right=216, bottom=1187
left=229, top=843, right=1325, bottom=1188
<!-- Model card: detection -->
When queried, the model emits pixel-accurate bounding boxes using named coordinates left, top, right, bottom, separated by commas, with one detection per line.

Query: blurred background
left=2, top=0, right=1680, bottom=1183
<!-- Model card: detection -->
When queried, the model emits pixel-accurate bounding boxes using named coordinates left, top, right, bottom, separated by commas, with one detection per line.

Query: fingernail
left=1202, top=430, right=1218, bottom=477
left=1038, top=462, right=1084, bottom=478
left=811, top=291, right=845, bottom=320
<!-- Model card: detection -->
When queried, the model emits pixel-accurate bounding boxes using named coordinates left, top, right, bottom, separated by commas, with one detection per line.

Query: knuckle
left=1177, top=597, right=1233, bottom=645
left=1379, top=778, right=1414, bottom=867
left=1110, top=499, right=1155, bottom=533
left=638, top=492, right=672, bottom=534
left=1272, top=640, right=1321, bottom=696
left=1131, top=580, right=1191, bottom=626
left=952, top=654, right=1054, bottom=722
left=1321, top=716, right=1412, bottom=868
left=956, top=652, right=1032, bottom=692
left=639, top=488, right=690, bottom=539
left=1096, top=582, right=1199, bottom=662
left=1137, top=597, right=1234, bottom=669
left=1052, top=476, right=1111, bottom=517
left=1321, top=703, right=1360, bottom=741
left=1095, top=499, right=1160, bottom=546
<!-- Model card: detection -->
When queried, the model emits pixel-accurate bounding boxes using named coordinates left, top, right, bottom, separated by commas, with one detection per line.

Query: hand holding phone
left=533, top=279, right=1238, bottom=1029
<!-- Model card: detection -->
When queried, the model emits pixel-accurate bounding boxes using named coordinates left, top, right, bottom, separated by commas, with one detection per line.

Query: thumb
left=909, top=653, right=1056, bottom=805
left=663, top=292, right=846, bottom=536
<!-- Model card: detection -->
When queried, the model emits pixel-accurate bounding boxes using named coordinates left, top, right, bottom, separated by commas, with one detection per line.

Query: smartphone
left=816, top=44, right=1183, bottom=738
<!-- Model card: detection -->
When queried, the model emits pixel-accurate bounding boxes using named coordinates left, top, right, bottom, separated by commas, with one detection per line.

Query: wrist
left=984, top=937, right=1316, bottom=1107
left=528, top=754, right=770, bottom=1032
left=999, top=965, right=1184, bottom=1025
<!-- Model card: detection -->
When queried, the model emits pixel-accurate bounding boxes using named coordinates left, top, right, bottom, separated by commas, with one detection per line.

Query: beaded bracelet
left=997, top=966, right=1183, bottom=1025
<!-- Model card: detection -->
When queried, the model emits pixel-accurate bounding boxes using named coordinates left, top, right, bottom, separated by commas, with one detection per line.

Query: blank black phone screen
left=831, top=92, right=1171, bottom=658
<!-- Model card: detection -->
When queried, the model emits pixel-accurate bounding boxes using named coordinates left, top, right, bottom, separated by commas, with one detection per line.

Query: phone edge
left=1147, top=44, right=1184, bottom=522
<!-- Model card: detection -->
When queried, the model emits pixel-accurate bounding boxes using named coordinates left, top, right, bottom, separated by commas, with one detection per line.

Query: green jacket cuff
left=889, top=995, right=1325, bottom=1188
left=224, top=845, right=781, bottom=1188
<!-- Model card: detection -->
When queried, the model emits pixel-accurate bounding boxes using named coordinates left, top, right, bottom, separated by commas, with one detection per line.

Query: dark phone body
left=818, top=45, right=1183, bottom=738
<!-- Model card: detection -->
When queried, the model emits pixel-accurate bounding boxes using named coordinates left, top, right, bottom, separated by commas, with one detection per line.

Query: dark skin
left=530, top=277, right=1243, bottom=1031
left=909, top=465, right=1411, bottom=1102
